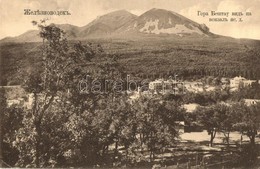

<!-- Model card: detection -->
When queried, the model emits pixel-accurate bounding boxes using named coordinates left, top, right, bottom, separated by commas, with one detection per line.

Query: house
left=7, top=99, right=22, bottom=107
left=221, top=78, right=229, bottom=85
left=183, top=103, right=199, bottom=113
left=149, top=79, right=182, bottom=94
left=244, top=99, right=260, bottom=106
left=230, top=76, right=256, bottom=90
left=184, top=81, right=204, bottom=93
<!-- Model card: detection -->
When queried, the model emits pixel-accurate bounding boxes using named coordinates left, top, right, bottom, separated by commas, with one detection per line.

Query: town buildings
left=230, top=76, right=257, bottom=90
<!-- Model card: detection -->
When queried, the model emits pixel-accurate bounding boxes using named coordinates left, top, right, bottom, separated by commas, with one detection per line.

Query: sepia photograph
left=0, top=0, right=260, bottom=168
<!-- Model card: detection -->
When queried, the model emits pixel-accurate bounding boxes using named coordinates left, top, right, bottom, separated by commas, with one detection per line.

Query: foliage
left=13, top=20, right=102, bottom=167
left=195, top=103, right=231, bottom=146
left=1, top=36, right=260, bottom=86
left=130, top=96, right=183, bottom=161
left=182, top=89, right=230, bottom=106
left=231, top=82, right=260, bottom=101
left=231, top=102, right=260, bottom=145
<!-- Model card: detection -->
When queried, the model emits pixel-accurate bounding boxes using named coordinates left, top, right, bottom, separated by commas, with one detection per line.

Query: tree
left=232, top=102, right=260, bottom=145
left=15, top=21, right=101, bottom=167
left=2, top=106, right=24, bottom=166
left=196, top=104, right=220, bottom=147
left=231, top=83, right=260, bottom=101
left=231, top=102, right=260, bottom=166
left=61, top=92, right=134, bottom=167
left=214, top=104, right=233, bottom=146
left=194, top=103, right=234, bottom=147
left=131, top=96, right=183, bottom=161
left=0, top=88, right=25, bottom=167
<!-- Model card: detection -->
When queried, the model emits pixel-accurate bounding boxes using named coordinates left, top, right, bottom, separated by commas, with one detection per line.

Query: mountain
left=0, top=30, right=41, bottom=43
left=117, top=8, right=212, bottom=36
left=1, top=24, right=81, bottom=43
left=1, top=8, right=214, bottom=43
left=55, top=24, right=81, bottom=39
left=78, top=10, right=137, bottom=38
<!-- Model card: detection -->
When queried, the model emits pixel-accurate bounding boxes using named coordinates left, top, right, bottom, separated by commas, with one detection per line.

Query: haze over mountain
left=1, top=8, right=217, bottom=43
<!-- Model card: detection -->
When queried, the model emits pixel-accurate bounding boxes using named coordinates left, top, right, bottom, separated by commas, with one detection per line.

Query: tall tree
left=16, top=21, right=101, bottom=167
left=214, top=103, right=233, bottom=146
left=132, top=96, right=182, bottom=161
left=232, top=102, right=260, bottom=145
left=196, top=105, right=220, bottom=147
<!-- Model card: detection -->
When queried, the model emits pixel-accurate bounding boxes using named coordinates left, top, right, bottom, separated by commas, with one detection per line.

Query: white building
left=149, top=79, right=181, bottom=94
left=183, top=103, right=199, bottom=113
left=230, top=76, right=256, bottom=90
left=244, top=99, right=260, bottom=106
left=184, top=82, right=204, bottom=93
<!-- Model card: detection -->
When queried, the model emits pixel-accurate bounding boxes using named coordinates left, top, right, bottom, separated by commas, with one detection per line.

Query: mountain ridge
left=116, top=8, right=213, bottom=37
left=1, top=8, right=219, bottom=43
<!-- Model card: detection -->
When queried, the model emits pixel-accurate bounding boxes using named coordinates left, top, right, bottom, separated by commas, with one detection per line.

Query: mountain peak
left=107, top=9, right=133, bottom=15
left=1, top=8, right=213, bottom=42
left=78, top=10, right=137, bottom=38
left=119, top=8, right=211, bottom=36
left=149, top=8, right=168, bottom=11
left=146, top=8, right=179, bottom=15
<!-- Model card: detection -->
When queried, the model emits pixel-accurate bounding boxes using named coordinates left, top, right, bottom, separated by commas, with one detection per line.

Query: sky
left=1, top=0, right=260, bottom=40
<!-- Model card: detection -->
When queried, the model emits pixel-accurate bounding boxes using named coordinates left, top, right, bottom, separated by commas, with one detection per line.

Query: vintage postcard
left=0, top=0, right=260, bottom=168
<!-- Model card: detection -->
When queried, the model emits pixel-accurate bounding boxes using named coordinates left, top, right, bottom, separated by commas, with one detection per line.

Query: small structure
left=230, top=76, right=256, bottom=90
left=7, top=99, right=21, bottom=107
left=221, top=78, right=229, bottom=85
left=244, top=99, right=260, bottom=106
left=183, top=103, right=199, bottom=113
left=149, top=79, right=182, bottom=94
left=184, top=82, right=204, bottom=93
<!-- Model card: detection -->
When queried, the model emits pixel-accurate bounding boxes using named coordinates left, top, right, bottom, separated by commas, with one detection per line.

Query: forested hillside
left=1, top=36, right=260, bottom=86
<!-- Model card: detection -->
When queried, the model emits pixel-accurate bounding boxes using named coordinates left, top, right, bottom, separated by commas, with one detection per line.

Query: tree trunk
left=149, top=133, right=155, bottom=162
left=210, top=137, right=213, bottom=147
left=223, top=132, right=230, bottom=146
left=250, top=135, right=255, bottom=145
left=227, top=132, right=230, bottom=146
left=150, top=148, right=153, bottom=162
left=240, top=134, right=243, bottom=145
left=210, top=130, right=216, bottom=147
left=115, top=140, right=118, bottom=151
left=114, top=139, right=118, bottom=162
